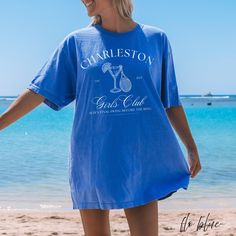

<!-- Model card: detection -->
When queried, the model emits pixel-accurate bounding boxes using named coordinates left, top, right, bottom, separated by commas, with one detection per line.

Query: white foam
left=183, top=96, right=230, bottom=99
left=40, top=204, right=62, bottom=209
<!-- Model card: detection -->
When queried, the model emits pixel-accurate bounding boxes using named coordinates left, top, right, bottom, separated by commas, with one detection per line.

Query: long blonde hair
left=88, top=0, right=133, bottom=26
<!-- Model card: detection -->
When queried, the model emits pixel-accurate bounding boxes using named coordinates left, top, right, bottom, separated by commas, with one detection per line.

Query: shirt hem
left=70, top=177, right=190, bottom=210
left=27, top=83, right=64, bottom=111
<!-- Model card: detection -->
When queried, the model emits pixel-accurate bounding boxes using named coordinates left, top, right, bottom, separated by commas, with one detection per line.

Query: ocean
left=0, top=94, right=236, bottom=211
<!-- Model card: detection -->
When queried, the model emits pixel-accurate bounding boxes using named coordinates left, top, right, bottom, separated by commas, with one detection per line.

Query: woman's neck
left=98, top=9, right=136, bottom=33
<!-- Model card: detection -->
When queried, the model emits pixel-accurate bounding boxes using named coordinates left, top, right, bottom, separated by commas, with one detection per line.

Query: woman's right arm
left=0, top=89, right=45, bottom=131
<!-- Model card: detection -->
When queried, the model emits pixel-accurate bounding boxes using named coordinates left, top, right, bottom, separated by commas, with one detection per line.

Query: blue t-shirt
left=27, top=22, right=191, bottom=210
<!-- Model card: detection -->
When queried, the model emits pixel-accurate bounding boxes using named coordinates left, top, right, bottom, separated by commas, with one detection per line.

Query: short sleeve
left=27, top=33, right=77, bottom=111
left=161, top=32, right=182, bottom=109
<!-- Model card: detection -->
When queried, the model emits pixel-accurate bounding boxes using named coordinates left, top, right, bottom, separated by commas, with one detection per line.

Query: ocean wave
left=0, top=98, right=16, bottom=101
left=182, top=96, right=230, bottom=99
left=40, top=204, right=62, bottom=209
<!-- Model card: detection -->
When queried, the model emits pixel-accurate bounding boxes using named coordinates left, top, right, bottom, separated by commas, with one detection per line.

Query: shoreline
left=1, top=196, right=236, bottom=212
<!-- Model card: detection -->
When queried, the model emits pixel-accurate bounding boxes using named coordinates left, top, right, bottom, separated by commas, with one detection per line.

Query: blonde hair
left=88, top=0, right=133, bottom=26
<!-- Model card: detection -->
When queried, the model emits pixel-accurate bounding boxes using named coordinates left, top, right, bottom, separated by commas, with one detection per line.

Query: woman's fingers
left=187, top=148, right=201, bottom=178
left=191, top=162, right=202, bottom=178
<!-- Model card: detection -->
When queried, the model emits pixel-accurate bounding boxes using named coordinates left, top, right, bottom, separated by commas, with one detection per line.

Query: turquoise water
left=0, top=95, right=236, bottom=210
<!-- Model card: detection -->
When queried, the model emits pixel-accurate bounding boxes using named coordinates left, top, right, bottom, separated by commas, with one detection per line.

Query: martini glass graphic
left=102, top=62, right=122, bottom=93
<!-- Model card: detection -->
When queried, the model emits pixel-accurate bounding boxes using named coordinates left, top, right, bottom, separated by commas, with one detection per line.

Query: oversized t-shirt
left=27, top=22, right=191, bottom=210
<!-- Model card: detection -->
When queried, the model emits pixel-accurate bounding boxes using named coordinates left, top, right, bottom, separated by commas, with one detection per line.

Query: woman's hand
left=187, top=147, right=201, bottom=178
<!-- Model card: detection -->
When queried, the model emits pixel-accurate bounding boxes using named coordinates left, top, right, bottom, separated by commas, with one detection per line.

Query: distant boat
left=202, top=91, right=213, bottom=97
left=199, top=92, right=229, bottom=99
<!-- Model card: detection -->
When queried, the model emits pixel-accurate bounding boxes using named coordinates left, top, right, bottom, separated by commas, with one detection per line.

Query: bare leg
left=124, top=200, right=159, bottom=236
left=79, top=209, right=111, bottom=236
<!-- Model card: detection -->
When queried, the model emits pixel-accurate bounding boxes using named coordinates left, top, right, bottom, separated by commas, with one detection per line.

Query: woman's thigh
left=79, top=209, right=111, bottom=236
left=124, top=200, right=159, bottom=236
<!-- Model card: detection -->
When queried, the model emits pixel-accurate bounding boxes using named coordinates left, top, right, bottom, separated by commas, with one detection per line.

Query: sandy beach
left=0, top=208, right=235, bottom=235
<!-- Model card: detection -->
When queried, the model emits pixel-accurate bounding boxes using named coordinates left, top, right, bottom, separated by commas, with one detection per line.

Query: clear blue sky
left=0, top=0, right=235, bottom=96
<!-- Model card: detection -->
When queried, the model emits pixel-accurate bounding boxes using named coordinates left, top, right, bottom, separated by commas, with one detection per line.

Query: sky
left=0, top=0, right=236, bottom=96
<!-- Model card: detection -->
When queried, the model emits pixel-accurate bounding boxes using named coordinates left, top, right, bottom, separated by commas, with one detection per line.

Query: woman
left=0, top=0, right=201, bottom=235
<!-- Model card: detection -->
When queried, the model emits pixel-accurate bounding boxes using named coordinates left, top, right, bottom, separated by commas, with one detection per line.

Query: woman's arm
left=0, top=89, right=45, bottom=131
left=165, top=105, right=202, bottom=178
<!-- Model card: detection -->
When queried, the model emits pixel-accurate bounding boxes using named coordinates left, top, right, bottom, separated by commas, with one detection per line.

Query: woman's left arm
left=165, top=105, right=202, bottom=178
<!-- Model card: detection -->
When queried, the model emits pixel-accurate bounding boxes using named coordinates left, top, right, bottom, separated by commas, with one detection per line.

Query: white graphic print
left=86, top=48, right=156, bottom=116
left=102, top=62, right=132, bottom=93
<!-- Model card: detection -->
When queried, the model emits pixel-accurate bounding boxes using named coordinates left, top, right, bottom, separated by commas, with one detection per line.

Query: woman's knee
left=124, top=200, right=159, bottom=236
left=79, top=209, right=111, bottom=236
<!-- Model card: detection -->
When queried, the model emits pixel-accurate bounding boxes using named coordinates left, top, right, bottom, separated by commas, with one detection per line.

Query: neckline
left=94, top=22, right=142, bottom=36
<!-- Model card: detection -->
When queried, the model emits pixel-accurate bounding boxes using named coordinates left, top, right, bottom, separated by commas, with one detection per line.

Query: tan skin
left=0, top=0, right=201, bottom=235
